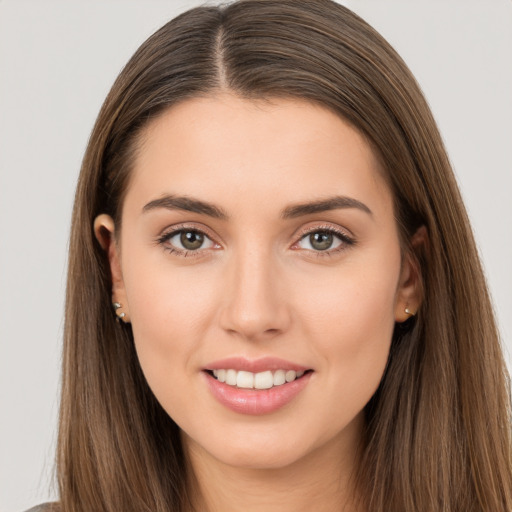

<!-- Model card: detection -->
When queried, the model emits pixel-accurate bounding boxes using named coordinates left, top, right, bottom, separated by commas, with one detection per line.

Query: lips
left=203, top=357, right=313, bottom=415
left=205, top=356, right=309, bottom=373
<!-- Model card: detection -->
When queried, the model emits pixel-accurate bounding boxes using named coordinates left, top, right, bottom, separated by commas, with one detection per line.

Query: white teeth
left=210, top=368, right=307, bottom=389
left=254, top=371, right=273, bottom=389
left=285, top=370, right=297, bottom=382
left=236, top=371, right=254, bottom=389
left=226, top=369, right=237, bottom=386
left=273, top=369, right=286, bottom=386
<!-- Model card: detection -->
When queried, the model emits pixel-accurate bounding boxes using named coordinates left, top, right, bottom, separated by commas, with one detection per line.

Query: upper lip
left=204, top=356, right=310, bottom=373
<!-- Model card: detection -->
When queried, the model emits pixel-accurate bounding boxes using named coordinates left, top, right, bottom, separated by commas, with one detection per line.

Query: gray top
left=24, top=504, right=56, bottom=512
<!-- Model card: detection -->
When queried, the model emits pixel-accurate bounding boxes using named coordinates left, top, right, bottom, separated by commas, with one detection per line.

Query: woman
left=28, top=0, right=512, bottom=510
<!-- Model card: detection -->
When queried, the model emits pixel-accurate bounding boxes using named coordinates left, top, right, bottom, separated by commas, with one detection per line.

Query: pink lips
left=203, top=357, right=312, bottom=415
left=206, top=356, right=309, bottom=373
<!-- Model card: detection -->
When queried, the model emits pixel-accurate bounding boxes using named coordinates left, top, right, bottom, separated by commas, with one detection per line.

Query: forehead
left=125, top=94, right=392, bottom=219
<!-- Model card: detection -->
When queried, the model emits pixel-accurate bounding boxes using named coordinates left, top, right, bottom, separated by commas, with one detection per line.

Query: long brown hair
left=58, top=1, right=512, bottom=510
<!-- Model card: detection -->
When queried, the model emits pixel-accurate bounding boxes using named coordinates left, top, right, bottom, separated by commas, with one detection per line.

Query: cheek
left=120, top=245, right=219, bottom=404
left=297, top=248, right=400, bottom=399
left=129, top=278, right=217, bottom=342
left=128, top=269, right=214, bottom=338
left=121, top=226, right=217, bottom=333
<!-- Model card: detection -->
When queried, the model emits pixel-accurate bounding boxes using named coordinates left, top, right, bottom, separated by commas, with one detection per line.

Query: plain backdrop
left=1, top=1, right=511, bottom=510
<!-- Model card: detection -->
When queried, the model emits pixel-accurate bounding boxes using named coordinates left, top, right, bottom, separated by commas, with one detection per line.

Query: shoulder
left=23, top=503, right=59, bottom=512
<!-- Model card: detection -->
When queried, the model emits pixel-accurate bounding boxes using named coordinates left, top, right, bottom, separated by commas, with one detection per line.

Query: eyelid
left=157, top=222, right=221, bottom=241
left=293, top=222, right=354, bottom=240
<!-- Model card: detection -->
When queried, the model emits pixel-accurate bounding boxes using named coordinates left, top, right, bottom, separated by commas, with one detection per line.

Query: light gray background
left=1, top=1, right=511, bottom=510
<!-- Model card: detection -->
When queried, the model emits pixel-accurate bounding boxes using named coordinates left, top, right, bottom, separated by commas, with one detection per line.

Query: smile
left=211, top=369, right=306, bottom=389
left=204, top=360, right=313, bottom=415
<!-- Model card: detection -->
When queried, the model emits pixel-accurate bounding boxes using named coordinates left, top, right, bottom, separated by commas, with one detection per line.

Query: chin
left=188, top=419, right=349, bottom=473
left=214, top=443, right=310, bottom=471
left=183, top=424, right=317, bottom=471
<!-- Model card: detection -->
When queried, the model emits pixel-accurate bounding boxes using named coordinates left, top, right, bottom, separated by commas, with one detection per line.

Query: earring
left=404, top=306, right=415, bottom=317
left=112, top=301, right=127, bottom=322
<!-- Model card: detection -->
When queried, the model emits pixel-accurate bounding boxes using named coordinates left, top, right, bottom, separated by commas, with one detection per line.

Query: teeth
left=226, top=369, right=237, bottom=386
left=285, top=370, right=297, bottom=382
left=236, top=371, right=254, bottom=389
left=210, top=368, right=307, bottom=389
left=254, top=370, right=273, bottom=389
left=273, top=369, right=286, bottom=386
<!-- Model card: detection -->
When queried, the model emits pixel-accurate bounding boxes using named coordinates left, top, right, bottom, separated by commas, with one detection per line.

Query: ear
left=394, top=226, right=427, bottom=323
left=93, top=214, right=130, bottom=323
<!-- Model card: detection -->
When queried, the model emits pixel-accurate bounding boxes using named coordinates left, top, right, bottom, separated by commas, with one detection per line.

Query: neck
left=182, top=417, right=366, bottom=512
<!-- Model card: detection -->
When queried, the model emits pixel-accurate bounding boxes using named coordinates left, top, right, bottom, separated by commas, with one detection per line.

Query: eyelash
left=155, top=224, right=356, bottom=259
left=294, top=224, right=355, bottom=258
left=155, top=224, right=218, bottom=259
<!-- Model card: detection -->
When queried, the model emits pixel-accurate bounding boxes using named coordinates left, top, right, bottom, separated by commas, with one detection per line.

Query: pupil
left=310, top=232, right=333, bottom=251
left=180, top=231, right=204, bottom=250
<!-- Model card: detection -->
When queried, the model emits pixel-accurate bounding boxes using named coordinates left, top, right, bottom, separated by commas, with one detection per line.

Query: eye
left=294, top=227, right=354, bottom=254
left=158, top=228, right=217, bottom=254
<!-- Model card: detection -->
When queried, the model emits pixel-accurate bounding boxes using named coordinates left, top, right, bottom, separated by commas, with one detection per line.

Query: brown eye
left=309, top=232, right=334, bottom=251
left=296, top=229, right=347, bottom=252
left=180, top=230, right=204, bottom=250
left=163, top=229, right=216, bottom=252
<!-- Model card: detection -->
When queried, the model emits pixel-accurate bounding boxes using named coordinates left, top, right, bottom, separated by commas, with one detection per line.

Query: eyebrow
left=143, top=195, right=229, bottom=219
left=281, top=196, right=372, bottom=219
left=142, top=194, right=372, bottom=219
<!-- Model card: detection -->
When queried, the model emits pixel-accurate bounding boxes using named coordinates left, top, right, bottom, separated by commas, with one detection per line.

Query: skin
left=95, top=94, right=422, bottom=512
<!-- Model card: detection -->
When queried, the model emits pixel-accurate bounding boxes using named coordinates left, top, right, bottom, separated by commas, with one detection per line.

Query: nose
left=218, top=244, right=291, bottom=342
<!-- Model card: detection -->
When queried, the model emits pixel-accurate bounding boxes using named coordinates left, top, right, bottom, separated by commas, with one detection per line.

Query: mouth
left=205, top=368, right=313, bottom=390
left=203, top=356, right=314, bottom=414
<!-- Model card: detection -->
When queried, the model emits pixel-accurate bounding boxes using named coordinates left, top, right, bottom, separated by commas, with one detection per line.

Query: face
left=96, top=94, right=419, bottom=471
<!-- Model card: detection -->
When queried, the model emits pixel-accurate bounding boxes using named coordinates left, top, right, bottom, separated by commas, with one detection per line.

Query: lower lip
left=204, top=371, right=312, bottom=415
